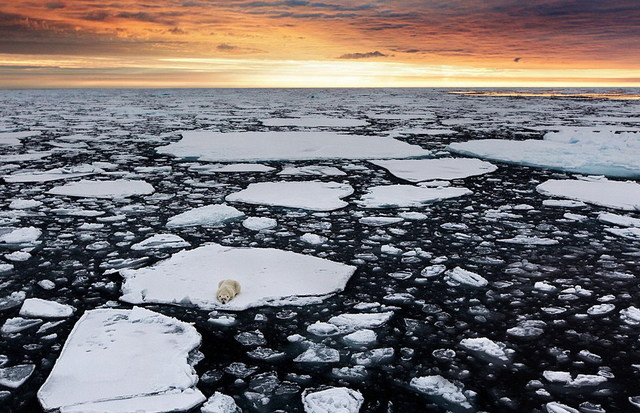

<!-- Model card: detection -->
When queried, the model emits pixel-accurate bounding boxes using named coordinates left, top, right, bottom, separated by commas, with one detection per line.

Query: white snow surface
left=327, top=312, right=394, bottom=332
left=19, top=298, right=75, bottom=318
left=0, top=131, right=41, bottom=146
left=356, top=185, right=471, bottom=208
left=204, top=163, right=275, bottom=173
left=598, top=212, right=640, bottom=228
left=48, top=180, right=155, bottom=199
left=37, top=307, right=204, bottom=412
left=226, top=181, right=353, bottom=211
left=200, top=392, right=241, bottom=413
left=157, top=131, right=429, bottom=162
left=536, top=179, right=640, bottom=211
left=448, top=129, right=640, bottom=177
left=302, top=387, right=364, bottom=413
left=120, top=243, right=356, bottom=311
left=369, top=158, right=497, bottom=182
left=242, top=217, right=277, bottom=231
left=0, top=227, right=42, bottom=245
left=130, top=234, right=190, bottom=250
left=444, top=267, right=488, bottom=287
left=261, top=117, right=368, bottom=128
left=460, top=337, right=510, bottom=362
left=166, top=205, right=245, bottom=228
left=278, top=165, right=346, bottom=177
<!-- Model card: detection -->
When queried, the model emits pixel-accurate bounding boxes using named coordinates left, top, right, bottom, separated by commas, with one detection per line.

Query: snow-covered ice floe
left=38, top=307, right=204, bottom=413
left=261, top=117, right=368, bottom=128
left=410, top=375, right=474, bottom=412
left=47, top=179, right=155, bottom=199
left=0, top=227, right=42, bottom=246
left=278, top=165, right=346, bottom=177
left=444, top=267, right=488, bottom=287
left=226, top=181, right=353, bottom=211
left=3, top=164, right=103, bottom=183
left=157, top=131, right=429, bottom=162
left=0, top=130, right=40, bottom=146
left=536, top=179, right=640, bottom=211
left=120, top=243, right=356, bottom=311
left=301, top=387, right=364, bottom=413
left=199, top=163, right=275, bottom=173
left=19, top=298, right=75, bottom=318
left=130, top=234, right=190, bottom=250
left=166, top=205, right=245, bottom=228
left=448, top=128, right=640, bottom=177
left=369, top=158, right=497, bottom=182
left=356, top=185, right=471, bottom=208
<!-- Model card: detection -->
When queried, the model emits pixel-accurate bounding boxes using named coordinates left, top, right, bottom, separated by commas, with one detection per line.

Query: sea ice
left=448, top=129, right=640, bottom=177
left=226, top=181, right=353, bottom=211
left=327, top=312, right=394, bottom=332
left=48, top=179, right=155, bottom=199
left=369, top=158, right=497, bottom=182
left=301, top=387, right=364, bottom=413
left=0, top=131, right=40, bottom=146
left=19, top=298, right=75, bottom=318
left=444, top=267, right=488, bottom=287
left=356, top=185, right=471, bottom=208
left=38, top=307, right=204, bottom=412
left=200, top=392, right=241, bottom=413
left=497, top=235, right=559, bottom=245
left=121, top=243, right=356, bottom=311
left=294, top=344, right=340, bottom=363
left=157, top=131, right=429, bottom=162
left=278, top=165, right=346, bottom=177
left=620, top=306, right=640, bottom=326
left=536, top=179, right=640, bottom=211
left=0, top=227, right=42, bottom=246
left=598, top=212, right=640, bottom=227
left=0, top=364, right=35, bottom=389
left=3, top=164, right=103, bottom=183
left=242, top=217, right=277, bottom=231
left=166, top=205, right=245, bottom=228
left=343, top=329, right=377, bottom=346
left=204, top=163, right=274, bottom=173
left=460, top=337, right=511, bottom=363
left=261, top=117, right=368, bottom=128
left=8, top=199, right=43, bottom=209
left=359, top=216, right=404, bottom=226
left=130, top=234, right=190, bottom=250
left=410, top=375, right=473, bottom=411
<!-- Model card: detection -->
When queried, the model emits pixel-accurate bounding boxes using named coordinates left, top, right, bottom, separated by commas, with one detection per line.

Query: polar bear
left=216, top=279, right=241, bottom=304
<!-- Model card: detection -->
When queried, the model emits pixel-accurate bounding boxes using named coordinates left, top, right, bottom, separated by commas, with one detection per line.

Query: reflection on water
left=449, top=90, right=640, bottom=100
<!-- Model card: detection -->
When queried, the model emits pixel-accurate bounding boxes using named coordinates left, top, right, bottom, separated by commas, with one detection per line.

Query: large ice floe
left=157, top=131, right=429, bottom=162
left=410, top=375, right=474, bottom=412
left=166, top=204, right=245, bottom=228
left=261, top=117, right=368, bottom=128
left=47, top=179, right=155, bottom=199
left=38, top=307, right=204, bottom=413
left=3, top=164, right=103, bottom=183
left=120, top=243, right=356, bottom=310
left=226, top=181, right=354, bottom=211
left=356, top=185, right=471, bottom=208
left=536, top=179, right=640, bottom=211
left=447, top=128, right=640, bottom=177
left=369, top=158, right=497, bottom=182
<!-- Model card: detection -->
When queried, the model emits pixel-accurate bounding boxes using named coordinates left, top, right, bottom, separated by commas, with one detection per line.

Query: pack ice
left=448, top=128, right=640, bottom=177
left=120, top=243, right=356, bottom=310
left=357, top=185, right=471, bottom=208
left=38, top=307, right=204, bottom=413
left=157, top=131, right=429, bottom=162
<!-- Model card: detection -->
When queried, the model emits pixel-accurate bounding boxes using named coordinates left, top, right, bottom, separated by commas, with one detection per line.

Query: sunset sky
left=1, top=0, right=639, bottom=88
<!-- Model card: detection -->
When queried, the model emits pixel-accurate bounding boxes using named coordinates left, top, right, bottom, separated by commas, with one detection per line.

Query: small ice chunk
left=201, top=392, right=241, bottom=413
left=131, top=234, right=190, bottom=250
left=0, top=364, right=35, bottom=388
left=206, top=163, right=275, bottom=173
left=497, top=235, right=559, bottom=245
left=294, top=344, right=339, bottom=363
left=301, top=387, right=363, bottom=413
left=9, top=199, right=43, bottom=209
left=420, top=264, right=446, bottom=278
left=351, top=348, right=394, bottom=366
left=278, top=165, right=346, bottom=177
left=587, top=304, right=615, bottom=316
left=307, top=322, right=341, bottom=336
left=4, top=251, right=32, bottom=262
left=166, top=205, right=245, bottom=228
left=328, top=312, right=394, bottom=332
left=444, top=267, right=488, bottom=287
left=0, top=227, right=42, bottom=245
left=546, top=402, right=579, bottom=413
left=621, top=306, right=640, bottom=326
left=300, top=233, right=328, bottom=245
left=459, top=337, right=511, bottom=363
left=357, top=185, right=471, bottom=208
left=369, top=158, right=497, bottom=182
left=1, top=317, right=42, bottom=334
left=19, top=298, right=75, bottom=318
left=359, top=216, right=404, bottom=226
left=410, top=375, right=473, bottom=411
left=343, top=329, right=376, bottom=346
left=598, top=212, right=640, bottom=228
left=242, top=217, right=277, bottom=231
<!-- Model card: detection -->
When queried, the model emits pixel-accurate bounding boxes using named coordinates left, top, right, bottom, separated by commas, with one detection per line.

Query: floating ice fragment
left=300, top=233, right=328, bottom=245
left=357, top=185, right=471, bottom=208
left=327, top=312, right=394, bottom=332
left=158, top=130, right=429, bottom=162
left=497, top=235, right=559, bottom=245
left=242, top=217, right=277, bottom=231
left=410, top=375, right=474, bottom=411
left=0, top=227, right=41, bottom=246
left=536, top=179, right=640, bottom=211
left=460, top=337, right=511, bottom=363
left=444, top=267, right=488, bottom=287
left=38, top=307, right=204, bottom=412
left=598, top=213, right=640, bottom=228
left=261, top=117, right=368, bottom=128
left=121, top=243, right=355, bottom=311
left=359, top=216, right=404, bottom=226
left=620, top=306, right=640, bottom=326
left=294, top=344, right=340, bottom=363
left=420, top=264, right=446, bottom=278
left=278, top=165, right=346, bottom=177
left=3, top=164, right=103, bottom=183
left=0, top=364, right=35, bottom=388
left=351, top=348, right=394, bottom=366
left=8, top=199, right=42, bottom=209
left=205, top=163, right=275, bottom=173
left=19, top=298, right=75, bottom=318
left=343, top=329, right=376, bottom=346
left=48, top=179, right=154, bottom=199
left=587, top=304, right=615, bottom=316
left=227, top=181, right=353, bottom=211
left=201, top=392, right=241, bottom=413
left=131, top=234, right=190, bottom=250
left=301, top=387, right=364, bottom=413
left=370, top=158, right=497, bottom=182
left=166, top=205, right=244, bottom=228
left=546, top=401, right=579, bottom=413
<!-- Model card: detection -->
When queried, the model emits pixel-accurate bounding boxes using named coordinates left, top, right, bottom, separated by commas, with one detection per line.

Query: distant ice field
left=0, top=88, right=639, bottom=413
